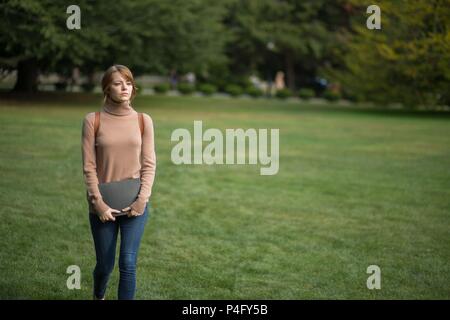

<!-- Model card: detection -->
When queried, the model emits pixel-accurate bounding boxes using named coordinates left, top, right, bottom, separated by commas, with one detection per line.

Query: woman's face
left=107, top=72, right=133, bottom=103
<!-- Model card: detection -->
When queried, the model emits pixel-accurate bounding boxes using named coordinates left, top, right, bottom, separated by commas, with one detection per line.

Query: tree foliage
left=0, top=0, right=228, bottom=91
left=325, top=0, right=450, bottom=107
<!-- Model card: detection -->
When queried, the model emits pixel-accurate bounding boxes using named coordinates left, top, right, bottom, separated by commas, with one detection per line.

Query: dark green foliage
left=224, top=84, right=243, bottom=97
left=246, top=86, right=263, bottom=98
left=323, top=90, right=341, bottom=102
left=298, top=88, right=315, bottom=100
left=154, top=83, right=170, bottom=94
left=177, top=83, right=195, bottom=95
left=275, top=88, right=292, bottom=99
left=198, top=83, right=217, bottom=95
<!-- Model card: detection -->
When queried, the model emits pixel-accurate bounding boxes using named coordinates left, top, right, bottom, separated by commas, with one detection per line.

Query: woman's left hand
left=121, top=206, right=142, bottom=217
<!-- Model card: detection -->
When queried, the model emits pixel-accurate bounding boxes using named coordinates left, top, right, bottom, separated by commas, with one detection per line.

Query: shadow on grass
left=1, top=90, right=449, bottom=120
left=296, top=104, right=450, bottom=120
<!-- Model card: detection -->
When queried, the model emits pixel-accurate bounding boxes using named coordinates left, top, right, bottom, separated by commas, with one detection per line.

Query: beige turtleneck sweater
left=81, top=101, right=156, bottom=215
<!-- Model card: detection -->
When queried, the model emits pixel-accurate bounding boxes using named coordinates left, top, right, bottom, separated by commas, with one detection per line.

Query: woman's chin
left=112, top=96, right=129, bottom=103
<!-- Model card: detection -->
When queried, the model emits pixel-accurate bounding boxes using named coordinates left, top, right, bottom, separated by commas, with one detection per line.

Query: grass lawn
left=0, top=93, right=449, bottom=299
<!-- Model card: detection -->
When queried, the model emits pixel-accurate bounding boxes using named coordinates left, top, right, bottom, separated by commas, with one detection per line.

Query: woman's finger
left=128, top=209, right=137, bottom=217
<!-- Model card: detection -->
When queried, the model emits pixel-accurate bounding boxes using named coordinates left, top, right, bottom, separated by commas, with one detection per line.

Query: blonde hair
left=101, top=65, right=138, bottom=102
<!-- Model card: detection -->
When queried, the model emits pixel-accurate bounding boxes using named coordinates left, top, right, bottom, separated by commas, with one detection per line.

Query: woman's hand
left=97, top=207, right=121, bottom=223
left=121, top=206, right=142, bottom=217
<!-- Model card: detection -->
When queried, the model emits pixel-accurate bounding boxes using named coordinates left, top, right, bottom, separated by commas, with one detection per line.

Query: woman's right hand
left=97, top=207, right=121, bottom=223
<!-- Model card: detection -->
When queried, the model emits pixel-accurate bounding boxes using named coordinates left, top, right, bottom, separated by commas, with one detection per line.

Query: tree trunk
left=13, top=58, right=39, bottom=92
left=285, top=51, right=296, bottom=91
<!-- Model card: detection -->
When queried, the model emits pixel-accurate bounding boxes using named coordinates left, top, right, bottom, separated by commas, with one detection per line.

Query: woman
left=81, top=65, right=156, bottom=300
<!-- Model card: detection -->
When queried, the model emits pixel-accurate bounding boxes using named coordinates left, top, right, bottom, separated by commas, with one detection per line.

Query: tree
left=0, top=0, right=112, bottom=92
left=0, top=0, right=228, bottom=92
left=223, top=0, right=346, bottom=90
left=325, top=0, right=450, bottom=108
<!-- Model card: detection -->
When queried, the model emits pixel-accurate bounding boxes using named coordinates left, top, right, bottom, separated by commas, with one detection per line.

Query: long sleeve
left=130, top=113, right=157, bottom=214
left=81, top=113, right=110, bottom=215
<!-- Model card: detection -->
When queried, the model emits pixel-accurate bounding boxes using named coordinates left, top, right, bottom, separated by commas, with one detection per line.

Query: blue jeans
left=89, top=204, right=149, bottom=300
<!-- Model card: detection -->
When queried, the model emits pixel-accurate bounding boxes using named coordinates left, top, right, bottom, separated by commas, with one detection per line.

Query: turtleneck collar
left=102, top=98, right=134, bottom=116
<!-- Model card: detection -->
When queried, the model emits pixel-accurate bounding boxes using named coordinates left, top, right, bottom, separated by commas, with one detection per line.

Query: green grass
left=0, top=93, right=449, bottom=299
